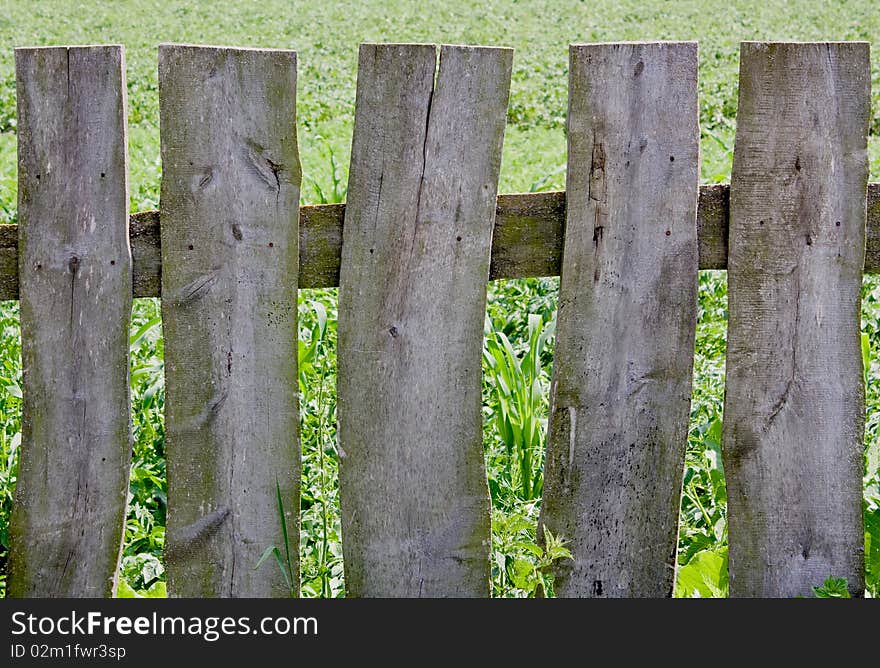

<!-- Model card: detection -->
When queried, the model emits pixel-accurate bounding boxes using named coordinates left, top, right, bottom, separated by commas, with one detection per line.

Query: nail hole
left=110, top=260, right=115, bottom=266
left=665, top=230, right=671, bottom=236
left=759, top=220, right=765, bottom=225
left=456, top=236, right=462, bottom=242
left=669, top=156, right=674, bottom=162
left=36, top=263, right=42, bottom=270
left=835, top=221, right=841, bottom=227
left=36, top=174, right=40, bottom=180
left=369, top=248, right=374, bottom=254
left=268, top=242, right=274, bottom=248
left=188, top=244, right=194, bottom=250
left=100, top=173, right=105, bottom=178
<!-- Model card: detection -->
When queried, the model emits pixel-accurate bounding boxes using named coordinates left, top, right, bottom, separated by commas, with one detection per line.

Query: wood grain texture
left=159, top=44, right=301, bottom=597
left=539, top=42, right=700, bottom=598
left=7, top=46, right=131, bottom=597
left=723, top=42, right=870, bottom=598
left=130, top=210, right=161, bottom=297
left=697, top=184, right=729, bottom=270
left=0, top=224, right=17, bottom=299
left=0, top=184, right=878, bottom=299
left=337, top=43, right=512, bottom=597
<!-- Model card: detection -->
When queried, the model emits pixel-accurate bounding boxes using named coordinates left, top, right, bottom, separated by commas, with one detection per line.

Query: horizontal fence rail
left=2, top=39, right=876, bottom=599
left=1, top=184, right=879, bottom=299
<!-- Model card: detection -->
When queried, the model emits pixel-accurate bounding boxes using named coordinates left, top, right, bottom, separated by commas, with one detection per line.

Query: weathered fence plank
left=0, top=184, right=879, bottom=298
left=539, top=42, right=700, bottom=598
left=337, top=43, right=512, bottom=597
left=159, top=44, right=301, bottom=597
left=723, top=42, right=870, bottom=597
left=7, top=46, right=132, bottom=597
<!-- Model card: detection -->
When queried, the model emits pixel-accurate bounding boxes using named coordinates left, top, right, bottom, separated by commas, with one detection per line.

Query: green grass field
left=0, top=0, right=878, bottom=597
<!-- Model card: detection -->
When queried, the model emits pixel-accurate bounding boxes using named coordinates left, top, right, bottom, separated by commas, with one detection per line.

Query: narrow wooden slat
left=539, top=42, right=700, bottom=597
left=159, top=44, right=301, bottom=597
left=0, top=183, right=878, bottom=298
left=723, top=42, right=870, bottom=597
left=7, top=46, right=131, bottom=597
left=337, top=43, right=512, bottom=597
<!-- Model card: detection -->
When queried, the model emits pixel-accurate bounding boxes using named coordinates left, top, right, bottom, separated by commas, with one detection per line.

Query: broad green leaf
left=115, top=579, right=139, bottom=598
left=812, top=576, right=850, bottom=598
left=675, top=547, right=728, bottom=598
left=510, top=558, right=534, bottom=590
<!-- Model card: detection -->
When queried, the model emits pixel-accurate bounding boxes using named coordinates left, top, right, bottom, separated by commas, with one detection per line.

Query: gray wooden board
left=159, top=44, right=301, bottom=597
left=539, top=42, right=700, bottom=597
left=0, top=184, right=878, bottom=299
left=723, top=42, right=870, bottom=597
left=337, top=43, right=512, bottom=597
left=8, top=45, right=132, bottom=597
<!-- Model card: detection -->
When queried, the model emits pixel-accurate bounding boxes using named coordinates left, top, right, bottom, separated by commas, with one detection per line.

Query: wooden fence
left=2, top=40, right=877, bottom=598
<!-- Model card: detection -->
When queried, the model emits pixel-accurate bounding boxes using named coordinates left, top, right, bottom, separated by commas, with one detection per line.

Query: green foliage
left=509, top=527, right=571, bottom=598
left=863, top=276, right=880, bottom=597
left=0, top=301, right=20, bottom=596
left=122, top=300, right=166, bottom=592
left=864, top=470, right=880, bottom=597
left=483, top=312, right=555, bottom=501
left=671, top=273, right=730, bottom=599
left=812, top=576, right=851, bottom=599
left=675, top=547, right=729, bottom=598
left=679, top=415, right=727, bottom=565
left=298, top=293, right=345, bottom=598
left=119, top=553, right=164, bottom=592
left=672, top=270, right=729, bottom=595
left=483, top=279, right=567, bottom=597
left=254, top=480, right=298, bottom=597
left=491, top=504, right=571, bottom=597
left=306, top=138, right=347, bottom=204
left=116, top=578, right=166, bottom=599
